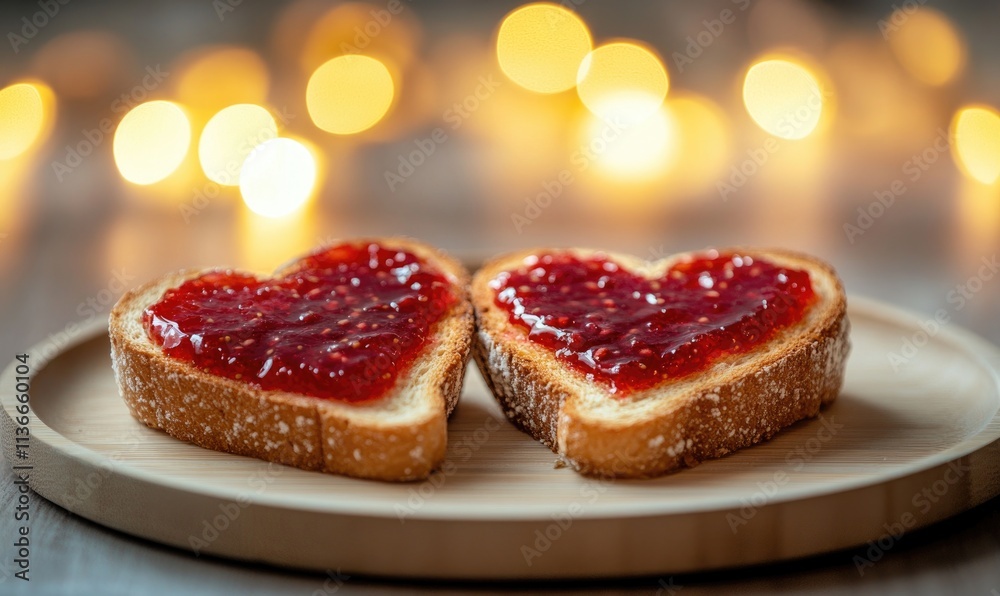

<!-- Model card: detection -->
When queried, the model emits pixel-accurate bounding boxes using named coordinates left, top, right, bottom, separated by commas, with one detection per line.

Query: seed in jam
left=490, top=251, right=816, bottom=395
left=143, top=243, right=456, bottom=402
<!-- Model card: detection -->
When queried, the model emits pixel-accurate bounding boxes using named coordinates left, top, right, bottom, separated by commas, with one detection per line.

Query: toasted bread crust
left=110, top=238, right=473, bottom=482
left=472, top=247, right=850, bottom=478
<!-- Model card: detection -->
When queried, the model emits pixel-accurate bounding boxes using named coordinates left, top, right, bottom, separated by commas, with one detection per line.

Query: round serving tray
left=2, top=297, right=999, bottom=579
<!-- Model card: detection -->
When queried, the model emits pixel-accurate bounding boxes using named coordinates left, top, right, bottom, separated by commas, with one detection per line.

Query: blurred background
left=1, top=0, right=999, bottom=356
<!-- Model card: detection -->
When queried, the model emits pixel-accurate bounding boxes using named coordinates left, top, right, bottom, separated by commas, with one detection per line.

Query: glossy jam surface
left=143, top=243, right=455, bottom=402
left=491, top=251, right=815, bottom=395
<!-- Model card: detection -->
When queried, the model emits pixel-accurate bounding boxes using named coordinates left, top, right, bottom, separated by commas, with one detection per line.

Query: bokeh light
left=826, top=35, right=933, bottom=156
left=430, top=34, right=569, bottom=191
left=576, top=42, right=669, bottom=124
left=576, top=97, right=730, bottom=193
left=599, top=108, right=675, bottom=181
left=285, top=1, right=430, bottom=143
left=582, top=105, right=677, bottom=182
left=663, top=93, right=731, bottom=195
left=362, top=61, right=439, bottom=142
left=0, top=83, right=52, bottom=160
left=113, top=101, right=191, bottom=185
left=175, top=46, right=270, bottom=119
left=496, top=3, right=592, bottom=94
left=306, top=55, right=395, bottom=135
left=887, top=7, right=965, bottom=86
left=743, top=58, right=825, bottom=140
left=952, top=106, right=1000, bottom=185
left=240, top=201, right=320, bottom=274
left=239, top=138, right=317, bottom=217
left=199, top=104, right=278, bottom=185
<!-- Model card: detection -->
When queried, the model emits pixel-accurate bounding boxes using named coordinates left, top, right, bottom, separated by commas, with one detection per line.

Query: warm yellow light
left=240, top=203, right=318, bottom=274
left=0, top=82, right=54, bottom=247
left=952, top=106, right=1000, bottom=185
left=826, top=36, right=933, bottom=151
left=239, top=138, right=317, bottom=217
left=664, top=93, right=731, bottom=194
left=956, top=179, right=1000, bottom=264
left=886, top=8, right=965, bottom=86
left=306, top=55, right=394, bottom=135
left=113, top=101, right=191, bottom=185
left=743, top=58, right=824, bottom=140
left=496, top=3, right=592, bottom=94
left=175, top=47, right=270, bottom=118
left=0, top=83, right=48, bottom=160
left=199, top=104, right=277, bottom=186
left=577, top=42, right=669, bottom=124
left=585, top=104, right=678, bottom=181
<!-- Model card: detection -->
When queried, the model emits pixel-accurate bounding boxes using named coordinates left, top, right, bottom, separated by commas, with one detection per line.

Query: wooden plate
left=2, top=297, right=999, bottom=579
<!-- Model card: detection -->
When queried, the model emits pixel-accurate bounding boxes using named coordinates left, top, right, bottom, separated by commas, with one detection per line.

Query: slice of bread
left=471, top=247, right=850, bottom=478
left=110, top=237, right=473, bottom=482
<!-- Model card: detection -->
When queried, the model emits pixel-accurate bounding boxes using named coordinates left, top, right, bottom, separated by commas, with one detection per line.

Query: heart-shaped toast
left=111, top=238, right=473, bottom=481
left=472, top=247, right=849, bottom=478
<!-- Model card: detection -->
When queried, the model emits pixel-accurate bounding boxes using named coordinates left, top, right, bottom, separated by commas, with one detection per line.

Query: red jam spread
left=491, top=250, right=815, bottom=395
left=143, top=243, right=455, bottom=402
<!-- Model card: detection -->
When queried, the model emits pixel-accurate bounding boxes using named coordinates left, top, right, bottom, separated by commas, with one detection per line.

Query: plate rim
left=3, top=294, right=1000, bottom=521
